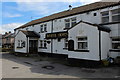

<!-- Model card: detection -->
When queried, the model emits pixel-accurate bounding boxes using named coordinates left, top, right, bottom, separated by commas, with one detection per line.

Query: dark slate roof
left=68, top=20, right=111, bottom=32
left=15, top=2, right=120, bottom=30
left=21, top=30, right=40, bottom=38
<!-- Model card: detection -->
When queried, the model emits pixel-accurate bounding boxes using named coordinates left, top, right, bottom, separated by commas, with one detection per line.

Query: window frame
left=64, top=17, right=76, bottom=29
left=77, top=37, right=88, bottom=50
left=40, top=40, right=43, bottom=48
left=111, top=8, right=120, bottom=22
left=44, top=40, right=47, bottom=48
left=111, top=37, right=120, bottom=50
left=64, top=38, right=68, bottom=49
left=65, top=19, right=70, bottom=28
left=101, top=11, right=109, bottom=23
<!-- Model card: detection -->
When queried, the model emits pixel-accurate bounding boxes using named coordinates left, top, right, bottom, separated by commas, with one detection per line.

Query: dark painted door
left=29, top=40, right=38, bottom=53
left=68, top=40, right=74, bottom=51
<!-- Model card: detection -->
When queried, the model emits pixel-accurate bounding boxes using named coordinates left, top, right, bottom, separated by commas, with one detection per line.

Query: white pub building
left=14, top=1, right=120, bottom=65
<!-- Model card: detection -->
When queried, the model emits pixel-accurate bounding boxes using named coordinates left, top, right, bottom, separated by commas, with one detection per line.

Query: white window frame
left=40, top=24, right=47, bottom=33
left=111, top=37, right=120, bottom=50
left=40, top=40, right=43, bottom=48
left=71, top=17, right=76, bottom=27
left=77, top=37, right=88, bottom=50
left=40, top=25, right=43, bottom=32
left=44, top=24, right=47, bottom=32
left=101, top=11, right=109, bottom=23
left=44, top=40, right=47, bottom=48
left=18, top=40, right=20, bottom=47
left=64, top=38, right=68, bottom=49
left=111, top=8, right=120, bottom=22
left=65, top=19, right=70, bottom=28
left=65, top=17, right=76, bottom=28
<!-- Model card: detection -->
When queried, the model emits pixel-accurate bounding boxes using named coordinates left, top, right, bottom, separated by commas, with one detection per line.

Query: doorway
left=29, top=40, right=38, bottom=53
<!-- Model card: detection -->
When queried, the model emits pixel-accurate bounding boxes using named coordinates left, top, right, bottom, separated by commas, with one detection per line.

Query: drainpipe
left=26, top=37, right=28, bottom=53
left=99, top=30, right=102, bottom=61
left=51, top=20, right=53, bottom=55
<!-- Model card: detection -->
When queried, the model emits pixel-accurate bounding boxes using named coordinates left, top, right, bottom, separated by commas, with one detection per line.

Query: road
left=1, top=52, right=120, bottom=78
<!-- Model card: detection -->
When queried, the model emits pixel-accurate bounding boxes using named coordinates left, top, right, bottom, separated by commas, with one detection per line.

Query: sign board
left=46, top=31, right=68, bottom=39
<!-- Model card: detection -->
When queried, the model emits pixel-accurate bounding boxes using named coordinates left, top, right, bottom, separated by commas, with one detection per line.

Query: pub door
left=29, top=40, right=38, bottom=53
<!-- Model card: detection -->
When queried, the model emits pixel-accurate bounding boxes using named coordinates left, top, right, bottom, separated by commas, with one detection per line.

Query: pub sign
left=46, top=31, right=68, bottom=39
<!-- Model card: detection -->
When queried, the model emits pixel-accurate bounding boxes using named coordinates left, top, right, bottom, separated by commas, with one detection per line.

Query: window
left=40, top=25, right=43, bottom=32
left=65, top=17, right=76, bottom=28
left=101, top=11, right=109, bottom=23
left=77, top=37, right=88, bottom=49
left=44, top=24, right=47, bottom=32
left=40, top=40, right=47, bottom=48
left=40, top=24, right=47, bottom=33
left=71, top=17, right=76, bottom=27
left=93, top=13, right=97, bottom=16
left=112, top=9, right=120, bottom=22
left=44, top=40, right=47, bottom=48
left=112, top=37, right=120, bottom=49
left=65, top=19, right=70, bottom=28
left=64, top=38, right=68, bottom=48
left=21, top=41, right=25, bottom=47
left=40, top=40, right=43, bottom=47
left=26, top=28, right=28, bottom=30
left=18, top=40, right=20, bottom=47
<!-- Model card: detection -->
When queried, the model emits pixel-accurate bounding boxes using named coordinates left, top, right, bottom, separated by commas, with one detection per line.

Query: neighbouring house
left=0, top=34, right=2, bottom=48
left=14, top=1, right=120, bottom=63
left=2, top=32, right=15, bottom=48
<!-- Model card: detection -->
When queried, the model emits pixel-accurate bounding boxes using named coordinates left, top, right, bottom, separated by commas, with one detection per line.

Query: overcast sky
left=0, top=0, right=106, bottom=34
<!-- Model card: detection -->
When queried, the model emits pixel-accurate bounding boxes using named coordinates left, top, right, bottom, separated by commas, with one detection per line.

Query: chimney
left=9, top=31, right=11, bottom=33
left=5, top=32, right=8, bottom=35
left=69, top=5, right=72, bottom=10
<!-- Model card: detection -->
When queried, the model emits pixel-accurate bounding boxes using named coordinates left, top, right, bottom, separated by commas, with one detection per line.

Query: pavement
left=1, top=52, right=120, bottom=78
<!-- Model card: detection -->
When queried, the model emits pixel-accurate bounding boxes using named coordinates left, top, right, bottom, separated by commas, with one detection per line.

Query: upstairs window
left=65, top=19, right=70, bottom=28
left=112, top=37, right=120, bottom=49
left=77, top=37, right=88, bottom=50
left=101, top=11, right=109, bottom=23
left=44, top=24, right=47, bottom=32
left=111, top=9, right=120, bottom=22
left=71, top=17, right=76, bottom=27
left=40, top=25, right=43, bottom=32
left=40, top=24, right=47, bottom=33
left=65, top=17, right=76, bottom=28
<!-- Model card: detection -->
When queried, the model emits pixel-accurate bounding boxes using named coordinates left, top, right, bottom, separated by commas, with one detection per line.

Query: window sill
left=39, top=47, right=47, bottom=49
left=74, top=49, right=90, bottom=52
left=63, top=48, right=68, bottom=50
left=109, top=49, right=120, bottom=52
left=63, top=28, right=70, bottom=30
left=17, top=47, right=23, bottom=48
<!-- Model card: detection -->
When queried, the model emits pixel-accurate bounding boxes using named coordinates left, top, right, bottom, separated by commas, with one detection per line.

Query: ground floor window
left=112, top=37, right=120, bottom=49
left=40, top=40, right=47, bottom=48
left=17, top=40, right=25, bottom=48
left=40, top=40, right=43, bottom=48
left=44, top=40, right=47, bottom=48
left=77, top=37, right=88, bottom=49
left=18, top=40, right=20, bottom=47
left=64, top=38, right=68, bottom=49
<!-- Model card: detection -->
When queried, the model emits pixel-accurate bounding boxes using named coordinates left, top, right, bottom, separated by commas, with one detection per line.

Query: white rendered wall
left=15, top=31, right=27, bottom=53
left=68, top=23, right=100, bottom=61
left=101, top=31, right=110, bottom=60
